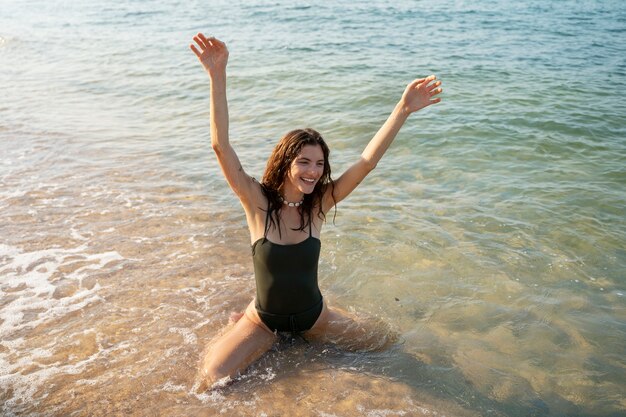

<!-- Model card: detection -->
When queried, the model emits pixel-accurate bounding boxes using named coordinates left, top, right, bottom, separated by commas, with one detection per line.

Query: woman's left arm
left=323, top=75, right=442, bottom=212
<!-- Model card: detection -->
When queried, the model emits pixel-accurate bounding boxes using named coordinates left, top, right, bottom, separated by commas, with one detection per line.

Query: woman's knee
left=203, top=368, right=233, bottom=388
left=199, top=319, right=277, bottom=388
left=200, top=348, right=232, bottom=386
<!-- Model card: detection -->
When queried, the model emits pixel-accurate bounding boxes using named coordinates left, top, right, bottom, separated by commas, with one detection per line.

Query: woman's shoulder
left=238, top=179, right=269, bottom=211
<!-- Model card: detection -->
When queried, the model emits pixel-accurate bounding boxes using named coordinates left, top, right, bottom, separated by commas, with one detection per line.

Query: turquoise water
left=1, top=1, right=625, bottom=416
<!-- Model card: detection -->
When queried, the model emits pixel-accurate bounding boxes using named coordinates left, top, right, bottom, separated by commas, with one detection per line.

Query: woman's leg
left=199, top=300, right=277, bottom=388
left=303, top=301, right=397, bottom=351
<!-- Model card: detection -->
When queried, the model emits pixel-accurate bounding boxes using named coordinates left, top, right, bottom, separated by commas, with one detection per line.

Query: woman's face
left=285, top=144, right=325, bottom=195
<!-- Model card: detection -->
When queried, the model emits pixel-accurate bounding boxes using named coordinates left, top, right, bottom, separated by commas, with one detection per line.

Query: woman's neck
left=280, top=184, right=304, bottom=204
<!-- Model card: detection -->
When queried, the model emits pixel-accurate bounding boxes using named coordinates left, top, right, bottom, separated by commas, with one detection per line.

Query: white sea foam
left=168, top=327, right=198, bottom=345
left=192, top=385, right=226, bottom=404
left=0, top=329, right=134, bottom=412
left=355, top=401, right=436, bottom=417
left=0, top=243, right=20, bottom=258
left=0, top=242, right=124, bottom=342
left=161, top=381, right=187, bottom=393
left=0, top=189, right=28, bottom=199
left=258, top=366, right=276, bottom=382
left=69, top=228, right=90, bottom=241
left=0, top=339, right=100, bottom=411
left=75, top=378, right=99, bottom=386
left=362, top=408, right=409, bottom=417
left=0, top=244, right=124, bottom=406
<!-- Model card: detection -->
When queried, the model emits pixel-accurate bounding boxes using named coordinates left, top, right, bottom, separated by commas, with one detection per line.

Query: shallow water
left=1, top=0, right=625, bottom=416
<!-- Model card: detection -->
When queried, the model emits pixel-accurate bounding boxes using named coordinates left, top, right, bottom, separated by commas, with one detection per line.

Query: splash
left=0, top=243, right=126, bottom=412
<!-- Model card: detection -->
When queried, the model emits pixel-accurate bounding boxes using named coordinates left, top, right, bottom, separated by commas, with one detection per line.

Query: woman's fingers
left=421, top=75, right=437, bottom=86
left=190, top=43, right=202, bottom=58
left=193, top=35, right=207, bottom=50
left=409, top=75, right=438, bottom=93
left=198, top=33, right=216, bottom=48
left=429, top=86, right=443, bottom=96
left=409, top=78, right=426, bottom=89
left=426, top=80, right=441, bottom=91
left=192, top=33, right=226, bottom=54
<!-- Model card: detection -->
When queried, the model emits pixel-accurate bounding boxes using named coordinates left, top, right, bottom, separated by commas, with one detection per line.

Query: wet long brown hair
left=260, top=128, right=335, bottom=237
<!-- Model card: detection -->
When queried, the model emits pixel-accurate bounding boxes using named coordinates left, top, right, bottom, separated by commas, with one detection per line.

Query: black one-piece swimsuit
left=252, top=206, right=323, bottom=333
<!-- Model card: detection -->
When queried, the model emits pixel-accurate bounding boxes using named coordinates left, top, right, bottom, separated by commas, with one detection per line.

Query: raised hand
left=190, top=33, right=229, bottom=75
left=400, top=75, right=442, bottom=114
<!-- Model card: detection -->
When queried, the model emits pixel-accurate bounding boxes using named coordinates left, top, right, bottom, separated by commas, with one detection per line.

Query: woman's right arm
left=190, top=34, right=259, bottom=203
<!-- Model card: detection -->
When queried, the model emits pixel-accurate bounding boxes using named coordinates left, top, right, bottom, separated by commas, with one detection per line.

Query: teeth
left=302, top=178, right=315, bottom=183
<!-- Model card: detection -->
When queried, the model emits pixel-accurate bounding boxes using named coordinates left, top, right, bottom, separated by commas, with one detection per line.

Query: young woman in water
left=190, top=33, right=442, bottom=387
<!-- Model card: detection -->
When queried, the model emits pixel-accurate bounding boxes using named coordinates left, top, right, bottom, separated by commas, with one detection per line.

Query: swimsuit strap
left=263, top=199, right=271, bottom=238
left=308, top=212, right=312, bottom=237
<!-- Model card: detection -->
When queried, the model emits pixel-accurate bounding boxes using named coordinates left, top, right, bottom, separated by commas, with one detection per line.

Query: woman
left=190, top=33, right=442, bottom=388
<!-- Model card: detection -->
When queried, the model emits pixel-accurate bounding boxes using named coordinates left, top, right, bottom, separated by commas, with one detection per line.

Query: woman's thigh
left=200, top=300, right=277, bottom=385
left=303, top=302, right=396, bottom=351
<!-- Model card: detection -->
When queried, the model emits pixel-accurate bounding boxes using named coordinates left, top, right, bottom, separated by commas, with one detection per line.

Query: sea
left=1, top=0, right=625, bottom=416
